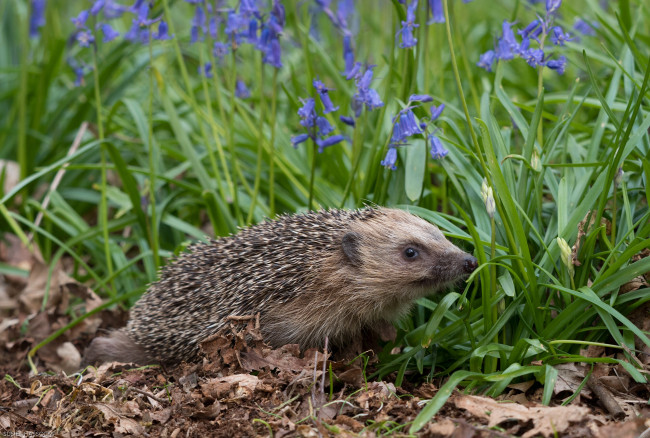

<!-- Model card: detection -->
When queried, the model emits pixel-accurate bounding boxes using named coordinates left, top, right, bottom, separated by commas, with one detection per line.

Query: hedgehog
left=84, top=207, right=478, bottom=365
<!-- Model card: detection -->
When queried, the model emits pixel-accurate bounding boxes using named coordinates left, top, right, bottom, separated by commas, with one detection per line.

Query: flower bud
left=614, top=167, right=623, bottom=187
left=481, top=179, right=495, bottom=218
left=531, top=150, right=542, bottom=172
left=556, top=237, right=574, bottom=277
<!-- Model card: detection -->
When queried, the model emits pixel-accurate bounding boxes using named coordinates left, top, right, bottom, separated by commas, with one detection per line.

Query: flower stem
left=91, top=45, right=115, bottom=297
left=199, top=48, right=227, bottom=206
left=490, top=216, right=498, bottom=338
left=147, top=38, right=159, bottom=270
left=247, top=56, right=267, bottom=225
left=269, top=68, right=279, bottom=217
left=207, top=49, right=236, bottom=209
left=453, top=5, right=481, bottom=113
left=536, top=67, right=544, bottom=148
left=611, top=182, right=617, bottom=247
left=228, top=49, right=243, bottom=226
left=442, top=0, right=488, bottom=177
left=18, top=2, right=29, bottom=185
left=308, top=138, right=317, bottom=211
left=340, top=111, right=367, bottom=208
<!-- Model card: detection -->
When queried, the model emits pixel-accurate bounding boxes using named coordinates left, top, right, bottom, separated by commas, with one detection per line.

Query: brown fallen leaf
left=455, top=394, right=593, bottom=438
left=93, top=402, right=145, bottom=435
left=200, top=373, right=261, bottom=399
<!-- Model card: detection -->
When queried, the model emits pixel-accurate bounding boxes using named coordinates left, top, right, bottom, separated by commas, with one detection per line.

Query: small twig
left=0, top=406, right=39, bottom=424
left=29, top=121, right=87, bottom=243
left=587, top=376, right=625, bottom=420
left=225, top=315, right=255, bottom=322
left=311, top=350, right=318, bottom=410
left=320, top=336, right=328, bottom=394
left=123, top=386, right=167, bottom=405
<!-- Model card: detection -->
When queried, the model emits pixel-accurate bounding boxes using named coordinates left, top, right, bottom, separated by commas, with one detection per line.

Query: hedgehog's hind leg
left=82, top=330, right=153, bottom=367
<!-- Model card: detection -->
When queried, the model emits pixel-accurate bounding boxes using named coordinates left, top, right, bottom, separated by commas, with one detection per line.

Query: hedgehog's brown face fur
left=345, top=209, right=472, bottom=291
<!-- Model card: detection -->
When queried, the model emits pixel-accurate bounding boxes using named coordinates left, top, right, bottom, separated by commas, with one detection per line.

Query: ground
left=1, top=236, right=649, bottom=437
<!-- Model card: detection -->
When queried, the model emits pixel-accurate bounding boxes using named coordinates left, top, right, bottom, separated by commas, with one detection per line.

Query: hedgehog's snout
left=463, top=255, right=478, bottom=273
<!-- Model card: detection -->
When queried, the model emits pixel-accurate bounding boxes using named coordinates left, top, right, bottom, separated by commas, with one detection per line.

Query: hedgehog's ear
left=342, top=232, right=362, bottom=266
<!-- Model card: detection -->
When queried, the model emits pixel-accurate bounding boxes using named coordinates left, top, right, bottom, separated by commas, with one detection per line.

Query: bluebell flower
left=315, top=0, right=350, bottom=33
left=294, top=96, right=344, bottom=153
left=545, top=55, right=566, bottom=74
left=199, top=63, right=213, bottom=78
left=73, top=65, right=86, bottom=86
left=271, top=0, right=286, bottom=29
left=313, top=79, right=339, bottom=114
left=364, top=89, right=384, bottom=109
left=139, top=28, right=150, bottom=44
left=240, top=0, right=260, bottom=18
left=342, top=36, right=355, bottom=77
left=154, top=20, right=172, bottom=40
left=409, top=94, right=433, bottom=102
left=99, top=23, right=119, bottom=42
left=68, top=58, right=89, bottom=87
left=76, top=29, right=95, bottom=47
left=191, top=6, right=206, bottom=43
left=213, top=42, right=230, bottom=60
left=429, top=134, right=449, bottom=159
left=257, top=2, right=284, bottom=69
left=546, top=0, right=562, bottom=16
left=392, top=108, right=423, bottom=143
left=316, top=135, right=345, bottom=152
left=266, top=13, right=283, bottom=36
left=336, top=0, right=355, bottom=33
left=345, top=62, right=362, bottom=81
left=235, top=80, right=250, bottom=99
left=430, top=103, right=445, bottom=120
left=522, top=47, right=544, bottom=68
left=124, top=20, right=139, bottom=41
left=495, top=21, right=518, bottom=60
left=518, top=19, right=542, bottom=40
left=132, top=0, right=151, bottom=26
left=550, top=26, right=572, bottom=45
left=129, top=0, right=145, bottom=13
left=291, top=134, right=310, bottom=148
left=225, top=10, right=246, bottom=38
left=352, top=66, right=384, bottom=114
left=350, top=98, right=362, bottom=117
left=98, top=0, right=128, bottom=19
left=480, top=9, right=569, bottom=76
left=316, top=117, right=334, bottom=137
left=247, top=18, right=259, bottom=44
left=406, top=0, right=418, bottom=22
left=71, top=10, right=89, bottom=29
left=573, top=18, right=597, bottom=37
left=263, top=38, right=282, bottom=68
left=398, top=0, right=419, bottom=49
left=428, top=0, right=444, bottom=24
left=30, top=0, right=47, bottom=38
left=209, top=16, right=219, bottom=38
left=358, top=65, right=376, bottom=88
left=90, top=0, right=105, bottom=15
left=477, top=50, right=496, bottom=71
left=381, top=147, right=398, bottom=170
left=298, top=98, right=318, bottom=128
left=340, top=116, right=355, bottom=127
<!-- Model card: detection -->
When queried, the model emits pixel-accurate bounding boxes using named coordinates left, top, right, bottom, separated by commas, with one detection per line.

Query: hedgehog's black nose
left=464, top=256, right=478, bottom=273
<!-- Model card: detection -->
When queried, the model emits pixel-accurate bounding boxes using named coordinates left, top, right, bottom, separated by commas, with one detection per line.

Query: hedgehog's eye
left=404, top=247, right=419, bottom=259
